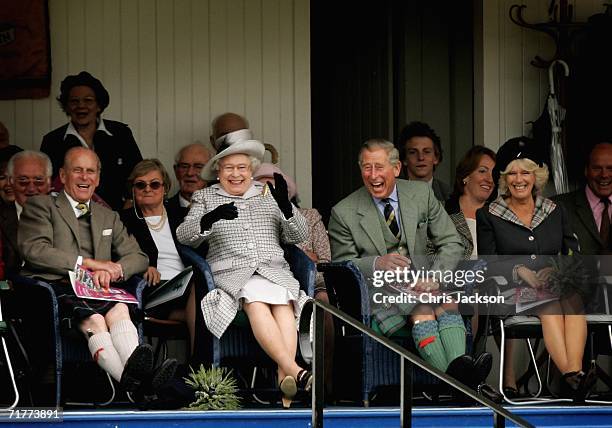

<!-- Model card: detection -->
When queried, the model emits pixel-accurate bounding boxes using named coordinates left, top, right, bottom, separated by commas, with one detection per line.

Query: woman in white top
left=120, top=159, right=209, bottom=366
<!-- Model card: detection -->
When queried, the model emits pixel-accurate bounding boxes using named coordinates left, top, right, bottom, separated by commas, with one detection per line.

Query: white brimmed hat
left=200, top=138, right=265, bottom=180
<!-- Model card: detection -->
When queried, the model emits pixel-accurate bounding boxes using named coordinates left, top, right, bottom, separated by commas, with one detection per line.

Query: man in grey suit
left=0, top=150, right=52, bottom=276
left=554, top=142, right=612, bottom=255
left=18, top=147, right=174, bottom=395
left=329, top=139, right=491, bottom=386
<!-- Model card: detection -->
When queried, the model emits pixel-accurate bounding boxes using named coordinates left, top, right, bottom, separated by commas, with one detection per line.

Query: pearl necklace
left=145, top=207, right=167, bottom=232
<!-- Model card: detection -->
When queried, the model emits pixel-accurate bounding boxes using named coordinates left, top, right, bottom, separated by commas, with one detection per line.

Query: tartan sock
left=437, top=311, right=466, bottom=363
left=412, top=320, right=448, bottom=372
left=88, top=332, right=123, bottom=382
left=110, top=319, right=139, bottom=365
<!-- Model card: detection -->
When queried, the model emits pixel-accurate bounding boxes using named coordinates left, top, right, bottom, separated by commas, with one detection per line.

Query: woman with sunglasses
left=120, top=159, right=209, bottom=366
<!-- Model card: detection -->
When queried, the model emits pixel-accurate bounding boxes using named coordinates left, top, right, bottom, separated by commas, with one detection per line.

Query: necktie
left=76, top=203, right=89, bottom=217
left=601, top=198, right=611, bottom=251
left=382, top=198, right=401, bottom=239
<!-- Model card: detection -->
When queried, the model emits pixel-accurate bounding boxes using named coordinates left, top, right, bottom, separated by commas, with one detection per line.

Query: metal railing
left=310, top=300, right=534, bottom=428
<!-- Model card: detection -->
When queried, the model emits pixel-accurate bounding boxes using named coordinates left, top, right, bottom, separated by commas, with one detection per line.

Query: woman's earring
left=463, top=179, right=468, bottom=185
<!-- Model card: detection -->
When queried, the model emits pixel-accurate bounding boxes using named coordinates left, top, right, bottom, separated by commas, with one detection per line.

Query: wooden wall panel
left=477, top=0, right=603, bottom=151
left=0, top=0, right=312, bottom=205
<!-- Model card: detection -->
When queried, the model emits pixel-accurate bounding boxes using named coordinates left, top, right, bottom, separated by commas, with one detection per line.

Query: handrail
left=310, top=300, right=534, bottom=428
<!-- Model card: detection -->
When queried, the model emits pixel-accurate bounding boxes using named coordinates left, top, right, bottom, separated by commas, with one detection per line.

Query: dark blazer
left=19, top=193, right=148, bottom=282
left=165, top=193, right=189, bottom=223
left=432, top=177, right=450, bottom=202
left=0, top=202, right=20, bottom=275
left=119, top=203, right=191, bottom=268
left=552, top=189, right=606, bottom=255
left=40, top=120, right=143, bottom=211
left=476, top=197, right=579, bottom=280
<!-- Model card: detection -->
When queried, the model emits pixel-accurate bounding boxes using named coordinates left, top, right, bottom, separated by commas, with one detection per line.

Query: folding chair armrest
left=318, top=260, right=370, bottom=324
left=283, top=244, right=316, bottom=297
left=177, top=244, right=216, bottom=293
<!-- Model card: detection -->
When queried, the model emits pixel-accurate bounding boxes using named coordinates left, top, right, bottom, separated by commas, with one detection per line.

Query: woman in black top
left=477, top=137, right=590, bottom=401
left=41, top=71, right=142, bottom=210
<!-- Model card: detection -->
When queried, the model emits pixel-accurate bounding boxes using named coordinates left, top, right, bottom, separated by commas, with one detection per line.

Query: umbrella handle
left=548, top=59, right=569, bottom=95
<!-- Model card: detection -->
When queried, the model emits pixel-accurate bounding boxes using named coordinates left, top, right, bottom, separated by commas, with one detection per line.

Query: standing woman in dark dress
left=41, top=71, right=143, bottom=210
left=477, top=138, right=591, bottom=401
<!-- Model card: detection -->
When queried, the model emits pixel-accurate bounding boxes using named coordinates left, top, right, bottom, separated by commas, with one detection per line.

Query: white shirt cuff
left=75, top=256, right=83, bottom=271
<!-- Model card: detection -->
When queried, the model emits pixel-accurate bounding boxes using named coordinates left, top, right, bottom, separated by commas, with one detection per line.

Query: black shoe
left=120, top=344, right=154, bottom=393
left=502, top=386, right=519, bottom=399
left=478, top=383, right=503, bottom=403
left=472, top=352, right=493, bottom=387
left=560, top=371, right=583, bottom=402
left=445, top=355, right=475, bottom=386
left=296, top=369, right=313, bottom=392
left=150, top=359, right=178, bottom=393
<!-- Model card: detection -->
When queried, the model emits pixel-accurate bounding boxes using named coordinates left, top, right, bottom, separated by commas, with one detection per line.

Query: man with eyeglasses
left=167, top=143, right=214, bottom=220
left=0, top=150, right=52, bottom=276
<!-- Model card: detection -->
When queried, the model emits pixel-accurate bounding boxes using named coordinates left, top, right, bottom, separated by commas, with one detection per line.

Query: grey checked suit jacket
left=176, top=182, right=310, bottom=339
left=19, top=192, right=148, bottom=282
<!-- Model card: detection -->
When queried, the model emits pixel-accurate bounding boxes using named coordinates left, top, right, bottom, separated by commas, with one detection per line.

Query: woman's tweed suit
left=176, top=182, right=309, bottom=338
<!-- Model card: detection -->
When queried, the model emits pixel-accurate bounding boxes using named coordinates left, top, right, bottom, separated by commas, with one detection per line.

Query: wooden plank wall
left=476, top=0, right=605, bottom=152
left=0, top=0, right=312, bottom=205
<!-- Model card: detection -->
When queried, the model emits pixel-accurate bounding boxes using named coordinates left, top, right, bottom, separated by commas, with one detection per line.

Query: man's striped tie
left=382, top=198, right=401, bottom=239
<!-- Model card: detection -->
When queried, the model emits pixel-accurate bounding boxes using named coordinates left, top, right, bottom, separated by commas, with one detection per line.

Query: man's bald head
left=211, top=113, right=249, bottom=142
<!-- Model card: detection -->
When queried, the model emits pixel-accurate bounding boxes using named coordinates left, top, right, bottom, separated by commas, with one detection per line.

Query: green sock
left=437, top=311, right=466, bottom=363
left=412, top=320, right=448, bottom=372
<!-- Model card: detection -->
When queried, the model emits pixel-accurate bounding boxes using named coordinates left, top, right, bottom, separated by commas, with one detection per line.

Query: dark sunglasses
left=133, top=181, right=163, bottom=191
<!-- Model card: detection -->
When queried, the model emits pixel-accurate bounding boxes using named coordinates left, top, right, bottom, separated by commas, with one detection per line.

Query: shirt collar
left=15, top=202, right=23, bottom=220
left=212, top=181, right=264, bottom=199
left=372, top=185, right=399, bottom=205
left=64, top=191, right=90, bottom=218
left=585, top=184, right=611, bottom=209
left=63, top=118, right=112, bottom=147
left=178, top=194, right=191, bottom=207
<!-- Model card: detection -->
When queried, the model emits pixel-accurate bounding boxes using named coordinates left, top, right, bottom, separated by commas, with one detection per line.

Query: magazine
left=69, top=267, right=138, bottom=304
left=144, top=266, right=194, bottom=310
left=514, top=286, right=558, bottom=313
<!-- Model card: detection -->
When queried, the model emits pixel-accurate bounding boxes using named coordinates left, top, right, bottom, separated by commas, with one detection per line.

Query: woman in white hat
left=176, top=139, right=312, bottom=408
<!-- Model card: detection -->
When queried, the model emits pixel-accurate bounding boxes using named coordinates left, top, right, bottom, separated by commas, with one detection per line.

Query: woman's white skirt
left=238, top=274, right=296, bottom=307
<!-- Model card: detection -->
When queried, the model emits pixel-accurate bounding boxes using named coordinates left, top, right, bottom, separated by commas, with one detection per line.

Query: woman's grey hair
left=358, top=138, right=400, bottom=167
left=7, top=150, right=53, bottom=178
left=498, top=158, right=549, bottom=197
left=212, top=155, right=261, bottom=175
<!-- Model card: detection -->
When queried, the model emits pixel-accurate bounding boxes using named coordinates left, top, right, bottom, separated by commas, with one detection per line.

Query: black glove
left=268, top=172, right=293, bottom=218
left=200, top=202, right=238, bottom=231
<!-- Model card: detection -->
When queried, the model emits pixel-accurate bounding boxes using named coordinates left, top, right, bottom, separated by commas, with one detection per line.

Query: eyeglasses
left=176, top=163, right=205, bottom=172
left=14, top=177, right=48, bottom=188
left=68, top=97, right=97, bottom=108
left=133, top=180, right=163, bottom=191
left=221, top=164, right=249, bottom=174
